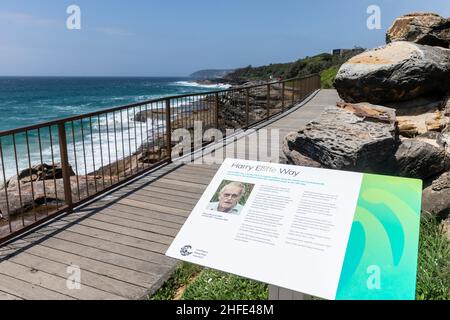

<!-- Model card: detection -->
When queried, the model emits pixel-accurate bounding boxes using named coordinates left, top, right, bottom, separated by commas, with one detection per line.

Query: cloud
left=0, top=11, right=59, bottom=27
left=99, top=27, right=135, bottom=37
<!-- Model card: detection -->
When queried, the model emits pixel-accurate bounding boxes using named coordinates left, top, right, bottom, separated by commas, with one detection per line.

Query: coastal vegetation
left=223, top=49, right=364, bottom=87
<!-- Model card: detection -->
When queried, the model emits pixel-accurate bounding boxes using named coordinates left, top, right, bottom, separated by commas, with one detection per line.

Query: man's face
left=218, top=185, right=242, bottom=212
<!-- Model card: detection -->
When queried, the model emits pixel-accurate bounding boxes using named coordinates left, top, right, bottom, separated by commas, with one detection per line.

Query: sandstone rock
left=397, top=110, right=449, bottom=138
left=0, top=175, right=103, bottom=218
left=5, top=163, right=75, bottom=190
left=397, top=119, right=419, bottom=138
left=422, top=171, right=450, bottom=219
left=283, top=103, right=397, bottom=172
left=394, top=139, right=449, bottom=179
left=386, top=13, right=450, bottom=48
left=334, top=41, right=450, bottom=104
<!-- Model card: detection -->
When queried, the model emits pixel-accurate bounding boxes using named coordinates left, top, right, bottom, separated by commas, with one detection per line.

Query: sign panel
left=166, top=159, right=422, bottom=300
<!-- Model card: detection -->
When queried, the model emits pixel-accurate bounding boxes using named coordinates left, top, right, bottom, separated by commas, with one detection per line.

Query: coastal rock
left=386, top=13, right=450, bottom=48
left=422, top=171, right=450, bottom=219
left=397, top=111, right=449, bottom=138
left=385, top=95, right=445, bottom=116
left=282, top=134, right=322, bottom=168
left=0, top=175, right=103, bottom=218
left=219, top=85, right=284, bottom=129
left=334, top=41, right=450, bottom=104
left=394, top=139, right=449, bottom=179
left=283, top=103, right=397, bottom=172
left=5, top=163, right=75, bottom=190
left=444, top=94, right=450, bottom=116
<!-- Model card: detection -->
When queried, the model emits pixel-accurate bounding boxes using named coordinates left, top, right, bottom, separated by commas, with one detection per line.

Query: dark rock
left=422, top=171, right=450, bottom=219
left=5, top=163, right=75, bottom=190
left=334, top=41, right=450, bottom=104
left=283, top=103, right=397, bottom=172
left=385, top=95, right=445, bottom=116
left=394, top=139, right=449, bottom=179
left=282, top=134, right=322, bottom=168
left=386, top=12, right=450, bottom=48
left=0, top=175, right=103, bottom=218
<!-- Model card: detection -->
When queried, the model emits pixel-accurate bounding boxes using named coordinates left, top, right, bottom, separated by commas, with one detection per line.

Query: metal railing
left=0, top=74, right=320, bottom=244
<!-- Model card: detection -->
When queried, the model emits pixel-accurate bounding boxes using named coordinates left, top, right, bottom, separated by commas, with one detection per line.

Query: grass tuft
left=150, top=262, right=202, bottom=300
left=416, top=217, right=450, bottom=300
left=181, top=268, right=268, bottom=300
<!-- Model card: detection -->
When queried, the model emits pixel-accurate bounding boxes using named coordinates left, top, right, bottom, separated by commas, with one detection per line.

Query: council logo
left=180, top=245, right=193, bottom=256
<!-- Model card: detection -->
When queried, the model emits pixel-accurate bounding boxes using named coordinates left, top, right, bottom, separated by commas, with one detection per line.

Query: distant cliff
left=190, top=69, right=235, bottom=80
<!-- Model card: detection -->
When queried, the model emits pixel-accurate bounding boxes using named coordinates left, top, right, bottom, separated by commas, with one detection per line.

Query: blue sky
left=0, top=0, right=449, bottom=76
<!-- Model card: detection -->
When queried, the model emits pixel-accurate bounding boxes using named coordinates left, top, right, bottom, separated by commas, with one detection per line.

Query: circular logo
left=180, top=245, right=193, bottom=256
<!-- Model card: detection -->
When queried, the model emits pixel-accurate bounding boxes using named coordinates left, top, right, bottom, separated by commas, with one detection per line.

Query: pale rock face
left=386, top=12, right=450, bottom=48
left=334, top=41, right=450, bottom=104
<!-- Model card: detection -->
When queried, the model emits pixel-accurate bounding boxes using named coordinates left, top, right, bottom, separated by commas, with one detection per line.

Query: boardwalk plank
left=117, top=198, right=189, bottom=217
left=0, top=272, right=73, bottom=300
left=46, top=229, right=175, bottom=266
left=60, top=217, right=174, bottom=245
left=122, top=193, right=195, bottom=211
left=77, top=213, right=179, bottom=236
left=0, top=290, right=22, bottom=300
left=85, top=203, right=187, bottom=224
left=0, top=260, right=124, bottom=300
left=38, top=237, right=172, bottom=277
left=10, top=252, right=144, bottom=299
left=97, top=209, right=183, bottom=229
left=25, top=245, right=157, bottom=289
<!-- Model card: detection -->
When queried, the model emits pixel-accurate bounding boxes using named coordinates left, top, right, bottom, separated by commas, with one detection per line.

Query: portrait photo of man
left=207, top=180, right=254, bottom=215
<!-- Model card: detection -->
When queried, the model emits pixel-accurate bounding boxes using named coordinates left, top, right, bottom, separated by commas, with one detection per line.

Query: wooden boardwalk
left=0, top=89, right=338, bottom=300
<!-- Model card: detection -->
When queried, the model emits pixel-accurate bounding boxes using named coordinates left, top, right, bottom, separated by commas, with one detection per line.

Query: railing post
left=281, top=82, right=285, bottom=112
left=165, top=98, right=172, bottom=163
left=245, top=88, right=250, bottom=129
left=58, top=123, right=73, bottom=212
left=267, top=84, right=271, bottom=120
left=291, top=80, right=295, bottom=106
left=214, top=92, right=219, bottom=130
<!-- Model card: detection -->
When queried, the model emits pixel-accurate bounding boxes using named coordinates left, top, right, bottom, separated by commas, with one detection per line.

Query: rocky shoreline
left=283, top=12, right=450, bottom=232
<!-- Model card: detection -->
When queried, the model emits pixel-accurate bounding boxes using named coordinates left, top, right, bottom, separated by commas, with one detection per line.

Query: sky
left=0, top=0, right=449, bottom=77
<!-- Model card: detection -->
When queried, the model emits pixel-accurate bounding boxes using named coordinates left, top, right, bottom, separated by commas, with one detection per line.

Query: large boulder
left=334, top=41, right=450, bottom=104
left=422, top=171, right=450, bottom=219
left=386, top=13, right=450, bottom=48
left=283, top=103, right=397, bottom=172
left=394, top=139, right=449, bottom=180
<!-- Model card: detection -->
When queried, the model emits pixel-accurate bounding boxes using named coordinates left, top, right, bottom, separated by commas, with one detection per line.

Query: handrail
left=0, top=73, right=321, bottom=244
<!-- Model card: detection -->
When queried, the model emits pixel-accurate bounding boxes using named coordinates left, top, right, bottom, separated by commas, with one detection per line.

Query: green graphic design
left=336, top=174, right=422, bottom=300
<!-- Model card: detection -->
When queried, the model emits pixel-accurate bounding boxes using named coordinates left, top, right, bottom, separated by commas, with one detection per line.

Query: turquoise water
left=0, top=77, right=228, bottom=179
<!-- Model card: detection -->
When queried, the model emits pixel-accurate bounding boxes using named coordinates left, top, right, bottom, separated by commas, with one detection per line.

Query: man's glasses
left=222, top=193, right=241, bottom=200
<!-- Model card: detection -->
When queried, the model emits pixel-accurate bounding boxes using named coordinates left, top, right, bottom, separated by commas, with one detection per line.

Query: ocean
left=0, top=77, right=230, bottom=179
